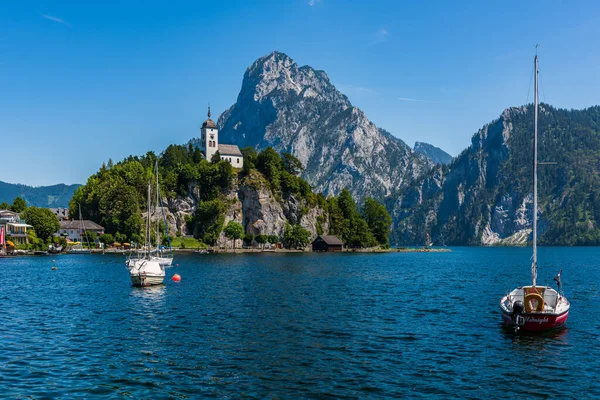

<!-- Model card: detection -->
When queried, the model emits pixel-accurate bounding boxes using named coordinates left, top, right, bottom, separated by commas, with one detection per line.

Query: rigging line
left=526, top=65, right=534, bottom=105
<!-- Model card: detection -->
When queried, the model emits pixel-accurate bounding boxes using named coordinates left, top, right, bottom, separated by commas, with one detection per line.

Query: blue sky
left=1, top=1, right=599, bottom=186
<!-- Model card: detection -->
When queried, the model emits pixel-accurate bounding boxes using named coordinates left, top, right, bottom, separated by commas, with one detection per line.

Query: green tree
left=255, top=234, right=267, bottom=249
left=22, top=207, right=60, bottom=241
left=99, top=233, right=115, bottom=245
left=85, top=230, right=98, bottom=245
left=256, top=147, right=283, bottom=191
left=11, top=197, right=27, bottom=213
left=194, top=199, right=227, bottom=245
left=114, top=232, right=127, bottom=245
left=283, top=223, right=311, bottom=249
left=211, top=151, right=222, bottom=164
left=243, top=233, right=255, bottom=247
left=224, top=220, right=244, bottom=249
left=362, top=197, right=393, bottom=246
left=0, top=202, right=10, bottom=210
left=123, top=214, right=143, bottom=242
left=268, top=234, right=280, bottom=246
left=281, top=152, right=303, bottom=175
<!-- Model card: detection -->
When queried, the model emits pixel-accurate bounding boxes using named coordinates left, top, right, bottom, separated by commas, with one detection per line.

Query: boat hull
left=500, top=308, right=569, bottom=332
left=128, top=259, right=165, bottom=287
left=130, top=273, right=165, bottom=287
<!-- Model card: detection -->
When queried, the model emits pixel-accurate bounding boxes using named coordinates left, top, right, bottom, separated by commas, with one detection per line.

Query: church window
left=237, top=158, right=239, bottom=164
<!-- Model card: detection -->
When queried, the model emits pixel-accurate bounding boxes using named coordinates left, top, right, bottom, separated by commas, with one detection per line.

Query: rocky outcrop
left=160, top=171, right=327, bottom=248
left=414, top=142, right=453, bottom=165
left=216, top=51, right=432, bottom=201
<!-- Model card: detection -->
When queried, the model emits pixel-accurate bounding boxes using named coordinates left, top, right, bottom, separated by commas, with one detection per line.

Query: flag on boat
left=0, top=227, right=4, bottom=245
left=554, top=269, right=562, bottom=291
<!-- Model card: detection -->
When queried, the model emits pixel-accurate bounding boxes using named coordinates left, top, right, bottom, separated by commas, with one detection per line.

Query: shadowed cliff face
left=217, top=51, right=431, bottom=201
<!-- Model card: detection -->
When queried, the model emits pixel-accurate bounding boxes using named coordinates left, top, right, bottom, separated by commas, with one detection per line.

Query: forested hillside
left=71, top=145, right=392, bottom=248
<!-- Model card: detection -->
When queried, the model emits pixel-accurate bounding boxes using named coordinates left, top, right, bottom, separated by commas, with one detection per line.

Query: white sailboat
left=128, top=183, right=165, bottom=287
left=126, top=161, right=173, bottom=268
left=499, top=53, right=570, bottom=332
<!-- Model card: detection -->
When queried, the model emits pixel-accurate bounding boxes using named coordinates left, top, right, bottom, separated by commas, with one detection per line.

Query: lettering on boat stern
left=524, top=316, right=549, bottom=324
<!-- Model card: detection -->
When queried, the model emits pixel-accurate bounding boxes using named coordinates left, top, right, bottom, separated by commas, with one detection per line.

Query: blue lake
left=1, top=247, right=599, bottom=398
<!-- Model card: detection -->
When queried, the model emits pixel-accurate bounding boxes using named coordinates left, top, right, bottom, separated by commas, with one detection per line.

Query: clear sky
left=1, top=1, right=599, bottom=186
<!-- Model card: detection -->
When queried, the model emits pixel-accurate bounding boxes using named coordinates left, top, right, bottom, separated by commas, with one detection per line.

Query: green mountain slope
left=391, top=104, right=600, bottom=246
left=0, top=181, right=80, bottom=208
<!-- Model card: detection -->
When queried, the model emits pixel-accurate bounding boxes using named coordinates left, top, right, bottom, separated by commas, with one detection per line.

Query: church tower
left=200, top=105, right=218, bottom=161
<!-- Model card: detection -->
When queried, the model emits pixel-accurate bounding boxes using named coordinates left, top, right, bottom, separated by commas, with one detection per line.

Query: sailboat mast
left=79, top=203, right=90, bottom=249
left=146, top=183, right=151, bottom=257
left=532, top=54, right=539, bottom=287
left=155, top=160, right=160, bottom=249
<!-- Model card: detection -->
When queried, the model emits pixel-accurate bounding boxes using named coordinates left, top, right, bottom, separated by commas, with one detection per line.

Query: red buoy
left=171, top=274, right=181, bottom=282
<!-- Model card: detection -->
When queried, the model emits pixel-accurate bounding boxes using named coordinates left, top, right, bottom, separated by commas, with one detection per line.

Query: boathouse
left=311, top=235, right=344, bottom=252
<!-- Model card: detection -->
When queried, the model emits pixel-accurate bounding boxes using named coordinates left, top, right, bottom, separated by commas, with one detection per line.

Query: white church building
left=200, top=106, right=243, bottom=167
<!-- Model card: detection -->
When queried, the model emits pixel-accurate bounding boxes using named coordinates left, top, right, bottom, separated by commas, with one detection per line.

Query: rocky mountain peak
left=217, top=52, right=431, bottom=201
left=241, top=51, right=349, bottom=107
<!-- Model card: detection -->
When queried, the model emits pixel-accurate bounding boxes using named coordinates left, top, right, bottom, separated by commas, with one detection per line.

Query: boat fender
left=524, top=292, right=544, bottom=313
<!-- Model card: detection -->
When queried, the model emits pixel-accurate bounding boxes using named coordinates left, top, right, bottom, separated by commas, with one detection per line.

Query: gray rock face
left=413, top=142, right=453, bottom=165
left=391, top=106, right=549, bottom=245
left=161, top=172, right=326, bottom=248
left=217, top=51, right=431, bottom=201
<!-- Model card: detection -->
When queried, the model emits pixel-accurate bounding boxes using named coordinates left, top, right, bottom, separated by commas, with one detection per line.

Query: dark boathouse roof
left=313, top=235, right=344, bottom=245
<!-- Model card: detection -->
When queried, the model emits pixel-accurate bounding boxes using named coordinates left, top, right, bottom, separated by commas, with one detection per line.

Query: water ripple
left=0, top=248, right=599, bottom=397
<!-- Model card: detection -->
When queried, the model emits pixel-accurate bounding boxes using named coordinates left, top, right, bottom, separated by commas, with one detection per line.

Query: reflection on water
left=0, top=248, right=599, bottom=398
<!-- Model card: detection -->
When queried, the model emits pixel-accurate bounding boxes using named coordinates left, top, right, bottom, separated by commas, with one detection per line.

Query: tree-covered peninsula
left=70, top=144, right=392, bottom=249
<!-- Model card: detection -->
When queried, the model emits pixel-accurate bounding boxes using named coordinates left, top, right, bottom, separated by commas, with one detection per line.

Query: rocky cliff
left=392, top=105, right=600, bottom=246
left=216, top=51, right=431, bottom=201
left=157, top=170, right=327, bottom=248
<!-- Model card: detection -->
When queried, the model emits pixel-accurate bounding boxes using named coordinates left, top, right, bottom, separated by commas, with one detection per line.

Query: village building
left=49, top=208, right=70, bottom=221
left=0, top=210, right=21, bottom=223
left=4, top=222, right=32, bottom=245
left=199, top=106, right=243, bottom=167
left=0, top=210, right=32, bottom=245
left=311, top=235, right=344, bottom=252
left=57, top=220, right=105, bottom=242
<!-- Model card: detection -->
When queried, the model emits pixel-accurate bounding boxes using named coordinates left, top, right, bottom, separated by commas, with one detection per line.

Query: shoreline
left=3, top=247, right=451, bottom=257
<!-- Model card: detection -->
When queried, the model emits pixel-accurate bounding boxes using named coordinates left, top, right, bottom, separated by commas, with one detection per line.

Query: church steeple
left=201, top=102, right=218, bottom=161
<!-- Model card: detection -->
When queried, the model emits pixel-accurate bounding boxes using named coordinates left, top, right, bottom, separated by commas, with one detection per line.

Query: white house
left=199, top=106, right=243, bottom=167
left=58, top=220, right=105, bottom=242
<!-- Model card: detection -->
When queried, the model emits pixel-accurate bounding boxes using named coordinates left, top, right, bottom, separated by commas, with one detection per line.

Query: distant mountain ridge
left=0, top=181, right=80, bottom=208
left=215, top=51, right=432, bottom=200
left=413, top=142, right=453, bottom=165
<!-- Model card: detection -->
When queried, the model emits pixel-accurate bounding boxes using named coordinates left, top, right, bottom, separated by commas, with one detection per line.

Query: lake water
left=1, top=247, right=599, bottom=398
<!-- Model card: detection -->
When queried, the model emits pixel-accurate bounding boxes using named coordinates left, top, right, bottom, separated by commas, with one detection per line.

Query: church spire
left=208, top=103, right=211, bottom=119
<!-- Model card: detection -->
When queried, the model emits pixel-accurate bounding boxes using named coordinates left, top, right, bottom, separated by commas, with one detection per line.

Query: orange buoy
left=171, top=274, right=181, bottom=282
